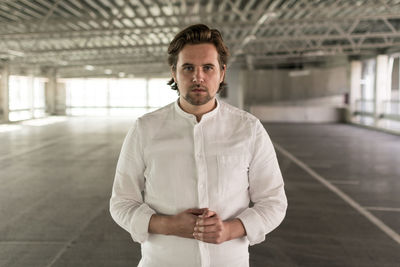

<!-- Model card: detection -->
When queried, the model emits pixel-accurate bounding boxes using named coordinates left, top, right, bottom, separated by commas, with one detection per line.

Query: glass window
left=9, top=76, right=30, bottom=111
left=64, top=77, right=177, bottom=116
left=66, top=79, right=85, bottom=107
left=8, top=75, right=46, bottom=121
left=33, top=77, right=46, bottom=119
left=109, top=78, right=147, bottom=107
left=148, top=78, right=178, bottom=107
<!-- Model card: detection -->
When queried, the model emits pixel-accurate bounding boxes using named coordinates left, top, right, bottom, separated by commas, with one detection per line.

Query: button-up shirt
left=110, top=99, right=287, bottom=267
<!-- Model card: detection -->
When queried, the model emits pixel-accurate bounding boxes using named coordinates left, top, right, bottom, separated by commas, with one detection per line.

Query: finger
left=193, top=232, right=223, bottom=243
left=201, top=209, right=216, bottom=218
left=194, top=224, right=220, bottom=233
left=196, top=216, right=219, bottom=226
left=187, top=208, right=207, bottom=215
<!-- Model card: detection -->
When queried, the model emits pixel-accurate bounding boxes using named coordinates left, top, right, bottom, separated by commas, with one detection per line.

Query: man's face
left=172, top=43, right=225, bottom=106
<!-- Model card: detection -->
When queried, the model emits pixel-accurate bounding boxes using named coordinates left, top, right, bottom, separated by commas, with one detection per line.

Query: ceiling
left=1, top=0, right=400, bottom=78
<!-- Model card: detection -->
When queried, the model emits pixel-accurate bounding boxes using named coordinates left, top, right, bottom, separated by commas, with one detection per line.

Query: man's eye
left=204, top=66, right=213, bottom=71
left=183, top=66, right=193, bottom=71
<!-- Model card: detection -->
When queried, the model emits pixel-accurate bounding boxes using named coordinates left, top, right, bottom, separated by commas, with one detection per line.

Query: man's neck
left=178, top=97, right=217, bottom=122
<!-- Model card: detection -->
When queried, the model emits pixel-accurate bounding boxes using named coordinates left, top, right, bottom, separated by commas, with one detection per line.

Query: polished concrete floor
left=0, top=117, right=399, bottom=267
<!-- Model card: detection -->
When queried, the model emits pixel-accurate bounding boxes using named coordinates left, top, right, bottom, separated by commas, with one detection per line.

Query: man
left=110, top=24, right=287, bottom=267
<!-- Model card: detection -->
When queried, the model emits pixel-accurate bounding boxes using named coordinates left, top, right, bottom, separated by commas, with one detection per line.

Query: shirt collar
left=174, top=97, right=220, bottom=123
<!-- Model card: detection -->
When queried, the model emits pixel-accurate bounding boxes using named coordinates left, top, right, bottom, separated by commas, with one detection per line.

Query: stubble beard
left=182, top=86, right=213, bottom=106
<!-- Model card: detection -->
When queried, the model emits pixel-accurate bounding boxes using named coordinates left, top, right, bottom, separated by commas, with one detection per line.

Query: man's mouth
left=190, top=86, right=207, bottom=92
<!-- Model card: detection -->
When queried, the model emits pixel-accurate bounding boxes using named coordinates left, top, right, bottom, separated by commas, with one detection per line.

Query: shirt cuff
left=236, top=208, right=266, bottom=246
left=129, top=203, right=156, bottom=243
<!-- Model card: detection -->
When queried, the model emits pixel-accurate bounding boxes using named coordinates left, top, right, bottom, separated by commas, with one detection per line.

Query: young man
left=110, top=24, right=287, bottom=267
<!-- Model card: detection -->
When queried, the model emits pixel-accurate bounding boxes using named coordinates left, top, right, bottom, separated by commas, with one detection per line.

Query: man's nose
left=192, top=68, right=204, bottom=83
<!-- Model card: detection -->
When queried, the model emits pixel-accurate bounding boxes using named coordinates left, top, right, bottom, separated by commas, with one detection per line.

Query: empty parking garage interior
left=1, top=1, right=400, bottom=267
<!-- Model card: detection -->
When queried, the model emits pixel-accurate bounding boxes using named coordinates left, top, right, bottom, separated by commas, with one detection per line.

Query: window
left=148, top=78, right=178, bottom=108
left=65, top=77, right=177, bottom=116
left=8, top=75, right=46, bottom=121
left=358, top=59, right=376, bottom=114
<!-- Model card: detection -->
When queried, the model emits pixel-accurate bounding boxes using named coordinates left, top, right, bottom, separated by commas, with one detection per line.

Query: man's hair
left=167, top=24, right=230, bottom=93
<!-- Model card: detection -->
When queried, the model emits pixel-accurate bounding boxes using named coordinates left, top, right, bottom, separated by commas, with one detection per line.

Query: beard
left=182, top=85, right=213, bottom=106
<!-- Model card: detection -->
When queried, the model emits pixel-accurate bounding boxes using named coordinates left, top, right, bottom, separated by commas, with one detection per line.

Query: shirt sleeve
left=109, top=118, right=156, bottom=243
left=236, top=119, right=288, bottom=246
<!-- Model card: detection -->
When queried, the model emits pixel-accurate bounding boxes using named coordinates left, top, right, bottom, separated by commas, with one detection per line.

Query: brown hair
left=167, top=24, right=230, bottom=93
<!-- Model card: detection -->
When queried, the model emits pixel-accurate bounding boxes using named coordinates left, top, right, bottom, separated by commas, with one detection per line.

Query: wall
left=244, top=66, right=348, bottom=104
left=242, top=65, right=349, bottom=122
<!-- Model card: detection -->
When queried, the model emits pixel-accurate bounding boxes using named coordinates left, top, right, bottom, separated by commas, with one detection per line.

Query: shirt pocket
left=217, top=154, right=249, bottom=197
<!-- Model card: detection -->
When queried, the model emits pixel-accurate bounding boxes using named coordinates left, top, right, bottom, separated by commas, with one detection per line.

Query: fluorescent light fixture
left=289, top=70, right=310, bottom=77
left=303, top=50, right=326, bottom=57
left=7, top=49, right=25, bottom=57
left=118, top=72, right=125, bottom=78
left=104, top=69, right=112, bottom=74
left=85, top=65, right=95, bottom=71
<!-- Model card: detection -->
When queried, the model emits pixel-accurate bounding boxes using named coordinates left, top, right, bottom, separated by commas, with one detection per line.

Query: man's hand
left=193, top=210, right=246, bottom=244
left=148, top=208, right=208, bottom=239
left=169, top=208, right=207, bottom=238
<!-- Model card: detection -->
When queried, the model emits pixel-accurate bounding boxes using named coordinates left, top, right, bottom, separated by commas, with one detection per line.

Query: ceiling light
left=289, top=70, right=310, bottom=77
left=104, top=69, right=112, bottom=75
left=7, top=49, right=25, bottom=57
left=85, top=65, right=94, bottom=71
left=118, top=72, right=125, bottom=78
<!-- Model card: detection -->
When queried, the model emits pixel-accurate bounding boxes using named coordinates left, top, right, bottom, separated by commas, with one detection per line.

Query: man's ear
left=220, top=64, right=226, bottom=83
left=171, top=67, right=177, bottom=83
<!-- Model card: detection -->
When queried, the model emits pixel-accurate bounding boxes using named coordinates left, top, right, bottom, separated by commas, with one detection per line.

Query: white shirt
left=110, top=99, right=287, bottom=267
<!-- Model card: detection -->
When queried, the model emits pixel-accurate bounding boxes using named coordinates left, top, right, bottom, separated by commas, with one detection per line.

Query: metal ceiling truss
left=1, top=0, right=400, bottom=77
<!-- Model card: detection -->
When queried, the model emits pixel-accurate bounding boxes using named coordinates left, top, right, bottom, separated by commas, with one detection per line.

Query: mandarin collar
left=174, top=97, right=220, bottom=123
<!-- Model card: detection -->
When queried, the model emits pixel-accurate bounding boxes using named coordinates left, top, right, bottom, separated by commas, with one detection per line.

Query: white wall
left=241, top=65, right=349, bottom=122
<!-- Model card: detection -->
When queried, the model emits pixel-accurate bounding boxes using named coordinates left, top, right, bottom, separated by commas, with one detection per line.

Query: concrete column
left=46, top=68, right=57, bottom=115
left=349, top=60, right=362, bottom=122
left=374, top=55, right=391, bottom=125
left=0, top=64, right=10, bottom=122
left=56, top=81, right=66, bottom=115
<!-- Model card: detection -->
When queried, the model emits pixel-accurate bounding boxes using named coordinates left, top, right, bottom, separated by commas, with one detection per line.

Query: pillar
left=46, top=67, right=57, bottom=115
left=374, top=55, right=391, bottom=125
left=349, top=60, right=362, bottom=122
left=0, top=63, right=10, bottom=122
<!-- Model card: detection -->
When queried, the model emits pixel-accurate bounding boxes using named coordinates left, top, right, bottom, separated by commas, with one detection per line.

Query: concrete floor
left=0, top=117, right=399, bottom=267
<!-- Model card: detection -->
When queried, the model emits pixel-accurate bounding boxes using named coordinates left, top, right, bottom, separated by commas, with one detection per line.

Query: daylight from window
left=65, top=77, right=178, bottom=116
